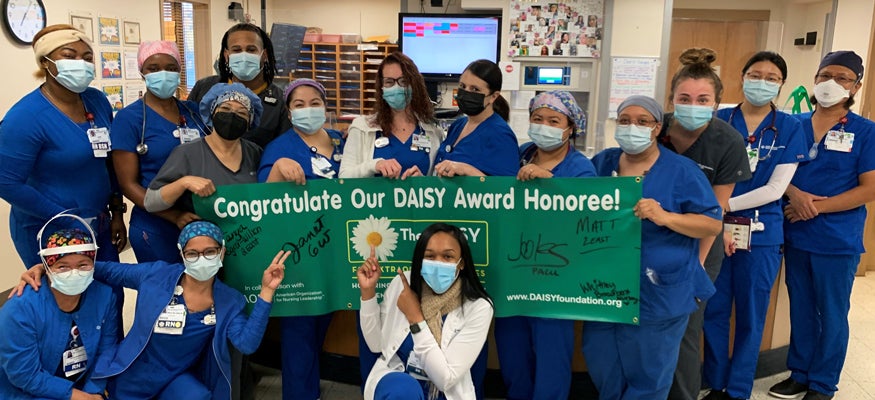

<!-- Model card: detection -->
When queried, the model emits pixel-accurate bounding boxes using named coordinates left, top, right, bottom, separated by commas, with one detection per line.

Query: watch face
left=4, top=0, right=46, bottom=44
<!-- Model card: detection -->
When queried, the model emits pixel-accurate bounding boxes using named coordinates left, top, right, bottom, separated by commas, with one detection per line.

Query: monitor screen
left=537, top=67, right=564, bottom=85
left=398, top=13, right=501, bottom=81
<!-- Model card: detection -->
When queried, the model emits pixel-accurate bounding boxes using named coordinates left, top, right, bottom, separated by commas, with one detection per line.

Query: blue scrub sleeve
left=479, top=132, right=520, bottom=177
left=676, top=167, right=723, bottom=220
left=226, top=297, right=273, bottom=354
left=110, top=105, right=142, bottom=153
left=94, top=260, right=158, bottom=290
left=79, top=289, right=120, bottom=394
left=257, top=143, right=283, bottom=183
left=777, top=116, right=809, bottom=164
left=857, top=130, right=875, bottom=175
left=0, top=121, right=66, bottom=220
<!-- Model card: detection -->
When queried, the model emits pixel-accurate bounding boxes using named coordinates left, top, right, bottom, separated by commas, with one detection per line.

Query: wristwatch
left=409, top=321, right=424, bottom=334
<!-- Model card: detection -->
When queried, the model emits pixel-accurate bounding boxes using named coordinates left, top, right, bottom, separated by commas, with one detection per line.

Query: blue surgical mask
left=743, top=79, right=780, bottom=107
left=144, top=71, right=181, bottom=99
left=420, top=259, right=459, bottom=294
left=183, top=255, right=223, bottom=281
left=382, top=85, right=411, bottom=110
left=527, top=123, right=568, bottom=151
left=673, top=104, right=714, bottom=131
left=228, top=52, right=263, bottom=81
left=49, top=268, right=94, bottom=296
left=291, top=107, right=327, bottom=135
left=615, top=124, right=654, bottom=155
left=45, top=58, right=95, bottom=93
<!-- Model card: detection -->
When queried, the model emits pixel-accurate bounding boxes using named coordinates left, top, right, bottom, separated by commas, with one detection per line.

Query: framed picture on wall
left=98, top=16, right=120, bottom=45
left=70, top=14, right=94, bottom=42
left=123, top=21, right=140, bottom=45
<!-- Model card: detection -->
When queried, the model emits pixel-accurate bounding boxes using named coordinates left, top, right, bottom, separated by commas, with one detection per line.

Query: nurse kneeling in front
left=357, top=223, right=493, bottom=400
left=585, top=95, right=722, bottom=400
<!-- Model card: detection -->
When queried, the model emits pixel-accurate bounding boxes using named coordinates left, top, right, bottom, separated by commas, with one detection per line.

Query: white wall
left=779, top=1, right=833, bottom=107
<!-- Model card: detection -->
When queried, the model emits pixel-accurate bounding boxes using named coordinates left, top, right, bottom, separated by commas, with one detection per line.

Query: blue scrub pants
left=373, top=372, right=427, bottom=400
left=470, top=341, right=487, bottom=400
left=783, top=246, right=858, bottom=396
left=280, top=313, right=333, bottom=400
left=128, top=207, right=181, bottom=263
left=703, top=245, right=782, bottom=399
left=582, top=315, right=689, bottom=400
left=357, top=311, right=381, bottom=390
left=494, top=316, right=573, bottom=400
left=158, top=373, right=211, bottom=400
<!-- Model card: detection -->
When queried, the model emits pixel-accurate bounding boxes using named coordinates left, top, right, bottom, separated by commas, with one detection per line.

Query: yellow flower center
left=366, top=232, right=383, bottom=247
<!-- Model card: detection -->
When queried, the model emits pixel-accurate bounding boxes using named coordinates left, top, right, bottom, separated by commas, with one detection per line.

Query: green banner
left=193, top=176, right=643, bottom=324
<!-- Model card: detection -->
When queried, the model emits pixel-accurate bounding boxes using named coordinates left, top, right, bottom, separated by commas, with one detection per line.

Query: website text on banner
left=193, top=176, right=643, bottom=324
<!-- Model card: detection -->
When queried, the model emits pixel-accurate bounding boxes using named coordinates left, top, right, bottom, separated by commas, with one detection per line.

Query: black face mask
left=212, top=111, right=249, bottom=140
left=456, top=89, right=487, bottom=116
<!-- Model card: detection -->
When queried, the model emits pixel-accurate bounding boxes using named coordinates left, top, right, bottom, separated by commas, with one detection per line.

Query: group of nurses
left=0, top=24, right=125, bottom=268
left=702, top=51, right=808, bottom=400
left=112, top=40, right=208, bottom=263
left=257, top=78, right=345, bottom=400
left=499, top=91, right=596, bottom=400
left=769, top=51, right=875, bottom=400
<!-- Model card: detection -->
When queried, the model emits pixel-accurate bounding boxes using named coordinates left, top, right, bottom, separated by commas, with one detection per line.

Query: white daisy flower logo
left=351, top=215, right=398, bottom=261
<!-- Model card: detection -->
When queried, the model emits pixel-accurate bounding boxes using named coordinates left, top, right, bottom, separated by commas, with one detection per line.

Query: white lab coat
left=360, top=271, right=493, bottom=400
left=339, top=115, right=445, bottom=178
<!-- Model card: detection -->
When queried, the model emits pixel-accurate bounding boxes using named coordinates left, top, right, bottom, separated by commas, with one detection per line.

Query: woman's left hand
left=723, top=230, right=737, bottom=256
left=396, top=269, right=424, bottom=324
left=110, top=212, right=127, bottom=253
left=400, top=165, right=423, bottom=180
left=517, top=163, right=553, bottom=181
left=435, top=160, right=480, bottom=177
left=259, top=250, right=290, bottom=302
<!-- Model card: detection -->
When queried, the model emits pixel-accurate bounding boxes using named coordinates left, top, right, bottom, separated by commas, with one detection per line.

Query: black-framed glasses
left=616, top=118, right=657, bottom=127
left=381, top=77, right=408, bottom=88
left=815, top=73, right=856, bottom=85
left=182, top=247, right=223, bottom=262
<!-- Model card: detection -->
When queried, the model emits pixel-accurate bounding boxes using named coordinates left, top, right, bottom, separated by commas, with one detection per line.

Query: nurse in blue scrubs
left=499, top=90, right=595, bottom=400
left=0, top=24, right=125, bottom=268
left=702, top=51, right=808, bottom=400
left=111, top=41, right=207, bottom=263
left=431, top=59, right=519, bottom=399
left=257, top=78, right=345, bottom=400
left=586, top=95, right=722, bottom=400
left=768, top=51, right=875, bottom=400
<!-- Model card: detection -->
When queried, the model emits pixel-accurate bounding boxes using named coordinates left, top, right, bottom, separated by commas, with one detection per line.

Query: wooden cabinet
left=288, top=42, right=398, bottom=117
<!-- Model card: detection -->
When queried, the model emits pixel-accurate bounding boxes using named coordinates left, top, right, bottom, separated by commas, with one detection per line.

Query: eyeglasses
left=744, top=72, right=782, bottom=84
left=50, top=263, right=95, bottom=274
left=815, top=73, right=857, bottom=85
left=616, top=118, right=657, bottom=127
left=381, top=77, right=408, bottom=88
left=182, top=247, right=223, bottom=262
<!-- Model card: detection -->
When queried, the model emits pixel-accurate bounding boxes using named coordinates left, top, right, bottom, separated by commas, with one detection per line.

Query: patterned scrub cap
left=198, top=82, right=263, bottom=129
left=528, top=90, right=587, bottom=137
left=178, top=221, right=225, bottom=249
left=44, top=229, right=96, bottom=267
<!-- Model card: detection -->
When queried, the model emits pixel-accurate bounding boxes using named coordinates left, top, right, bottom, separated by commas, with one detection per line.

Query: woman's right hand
left=71, top=389, right=104, bottom=400
left=183, top=176, right=216, bottom=197
left=375, top=159, right=403, bottom=179
left=785, top=186, right=826, bottom=221
left=175, top=211, right=201, bottom=230
left=356, top=246, right=381, bottom=300
left=271, top=157, right=307, bottom=185
left=9, top=264, right=45, bottom=298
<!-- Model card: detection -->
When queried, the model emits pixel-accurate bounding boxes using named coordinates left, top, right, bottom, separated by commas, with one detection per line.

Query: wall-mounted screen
left=398, top=13, right=501, bottom=81
left=537, top=67, right=565, bottom=84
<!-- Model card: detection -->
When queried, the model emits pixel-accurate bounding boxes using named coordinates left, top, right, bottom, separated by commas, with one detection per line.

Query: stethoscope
left=136, top=98, right=209, bottom=155
left=728, top=103, right=778, bottom=160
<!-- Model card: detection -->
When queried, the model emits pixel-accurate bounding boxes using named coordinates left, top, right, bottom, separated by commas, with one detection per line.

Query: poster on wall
left=123, top=50, right=140, bottom=80
left=508, top=0, right=604, bottom=58
left=100, top=51, right=122, bottom=79
left=98, top=16, right=120, bottom=46
left=102, top=85, right=123, bottom=112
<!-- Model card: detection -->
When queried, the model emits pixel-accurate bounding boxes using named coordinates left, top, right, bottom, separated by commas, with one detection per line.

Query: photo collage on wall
left=508, top=0, right=604, bottom=58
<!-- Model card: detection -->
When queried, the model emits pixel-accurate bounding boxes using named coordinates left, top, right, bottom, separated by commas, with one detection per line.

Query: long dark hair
left=217, top=23, right=277, bottom=85
left=374, top=52, right=436, bottom=133
left=464, top=59, right=510, bottom=121
left=669, top=48, right=724, bottom=105
left=409, top=223, right=492, bottom=305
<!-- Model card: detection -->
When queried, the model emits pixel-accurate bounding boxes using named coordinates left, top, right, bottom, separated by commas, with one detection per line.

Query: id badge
left=405, top=351, right=429, bottom=380
left=311, top=156, right=335, bottom=178
left=176, top=128, right=200, bottom=144
left=374, top=136, right=389, bottom=148
left=411, top=134, right=431, bottom=152
left=724, top=215, right=752, bottom=251
left=62, top=346, right=88, bottom=377
left=87, top=127, right=111, bottom=158
left=824, top=130, right=854, bottom=152
left=153, top=303, right=186, bottom=335
left=746, top=145, right=759, bottom=173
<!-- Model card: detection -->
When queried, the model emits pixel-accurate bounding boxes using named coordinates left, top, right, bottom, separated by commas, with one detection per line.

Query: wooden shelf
left=280, top=42, right=398, bottom=116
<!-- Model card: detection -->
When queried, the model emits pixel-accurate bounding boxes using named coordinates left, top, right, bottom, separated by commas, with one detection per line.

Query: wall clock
left=3, top=0, right=46, bottom=45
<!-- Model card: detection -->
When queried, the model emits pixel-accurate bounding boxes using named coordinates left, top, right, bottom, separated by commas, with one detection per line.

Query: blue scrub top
left=592, top=146, right=721, bottom=321
left=433, top=113, right=520, bottom=176
left=373, top=127, right=431, bottom=176
left=785, top=111, right=875, bottom=254
left=258, top=128, right=345, bottom=182
left=111, top=99, right=206, bottom=189
left=519, top=142, right=597, bottom=178
left=716, top=106, right=809, bottom=245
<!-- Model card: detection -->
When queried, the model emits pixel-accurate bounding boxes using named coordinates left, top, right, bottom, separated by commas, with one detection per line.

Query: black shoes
left=768, top=377, right=809, bottom=398
left=801, top=390, right=834, bottom=400
left=702, top=390, right=730, bottom=400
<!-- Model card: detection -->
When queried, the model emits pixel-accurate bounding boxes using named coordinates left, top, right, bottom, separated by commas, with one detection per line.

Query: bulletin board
left=507, top=0, right=604, bottom=58
left=608, top=57, right=660, bottom=118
